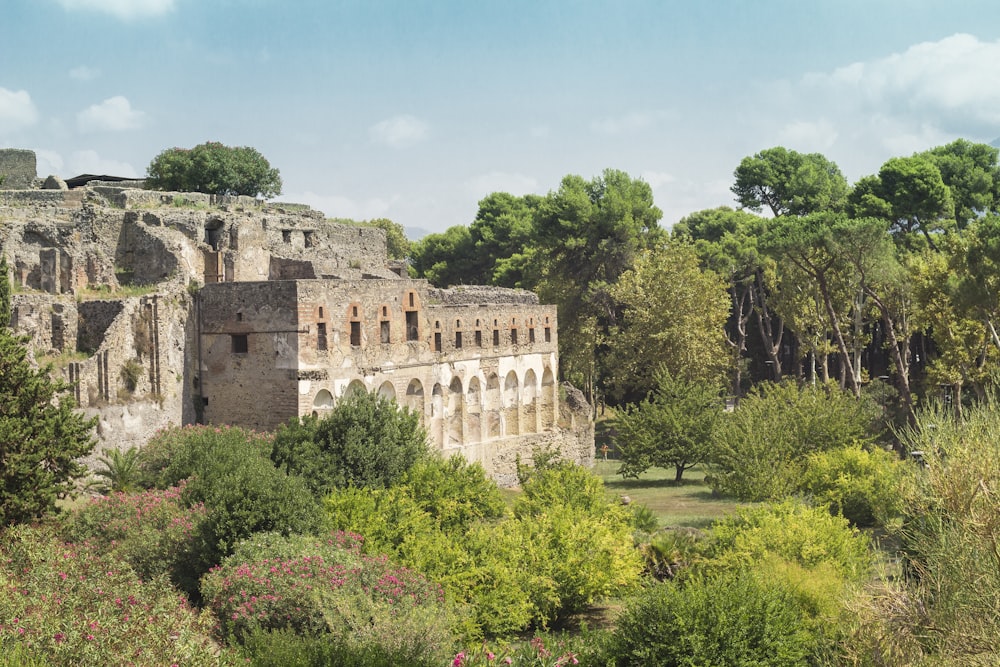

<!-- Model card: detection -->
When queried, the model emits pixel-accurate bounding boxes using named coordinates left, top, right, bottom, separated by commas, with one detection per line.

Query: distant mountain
left=991, top=137, right=1000, bottom=149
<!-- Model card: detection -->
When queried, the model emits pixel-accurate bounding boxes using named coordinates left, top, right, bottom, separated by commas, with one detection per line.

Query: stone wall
left=0, top=149, right=37, bottom=189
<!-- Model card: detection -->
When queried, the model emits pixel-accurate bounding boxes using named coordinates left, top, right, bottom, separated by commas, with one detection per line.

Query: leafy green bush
left=92, top=446, right=142, bottom=493
left=183, top=453, right=321, bottom=578
left=137, top=423, right=273, bottom=489
left=61, top=484, right=207, bottom=593
left=201, top=531, right=457, bottom=663
left=708, top=381, right=878, bottom=500
left=639, top=527, right=708, bottom=580
left=0, top=525, right=236, bottom=665
left=703, top=499, right=871, bottom=582
left=606, top=570, right=820, bottom=666
left=798, top=445, right=909, bottom=527
left=271, top=391, right=428, bottom=495
left=400, top=455, right=508, bottom=530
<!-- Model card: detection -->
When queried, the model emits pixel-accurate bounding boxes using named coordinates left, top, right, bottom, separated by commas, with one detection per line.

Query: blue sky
left=3, top=1, right=1000, bottom=235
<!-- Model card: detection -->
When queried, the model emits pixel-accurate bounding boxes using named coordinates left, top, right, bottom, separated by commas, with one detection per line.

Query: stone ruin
left=0, top=150, right=593, bottom=484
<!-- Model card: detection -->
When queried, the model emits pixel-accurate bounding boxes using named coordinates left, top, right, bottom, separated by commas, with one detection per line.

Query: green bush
left=708, top=381, right=878, bottom=500
left=400, top=455, right=508, bottom=531
left=606, top=570, right=820, bottom=666
left=271, top=391, right=428, bottom=495
left=324, top=462, right=643, bottom=636
left=0, top=525, right=236, bottom=665
left=137, top=423, right=273, bottom=489
left=703, top=498, right=871, bottom=582
left=798, top=445, right=909, bottom=527
left=61, top=484, right=207, bottom=594
left=201, top=531, right=457, bottom=663
left=183, top=453, right=321, bottom=578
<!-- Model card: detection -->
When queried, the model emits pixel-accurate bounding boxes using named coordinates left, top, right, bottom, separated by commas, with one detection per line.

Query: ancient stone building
left=0, top=151, right=593, bottom=483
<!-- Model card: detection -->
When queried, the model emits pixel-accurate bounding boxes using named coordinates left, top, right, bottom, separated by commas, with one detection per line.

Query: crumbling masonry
left=0, top=150, right=593, bottom=484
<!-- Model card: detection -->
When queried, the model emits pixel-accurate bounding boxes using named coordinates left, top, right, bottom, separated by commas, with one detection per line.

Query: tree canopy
left=146, top=142, right=282, bottom=198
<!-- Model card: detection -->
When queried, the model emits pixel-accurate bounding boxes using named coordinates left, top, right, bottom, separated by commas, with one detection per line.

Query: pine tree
left=0, top=262, right=96, bottom=525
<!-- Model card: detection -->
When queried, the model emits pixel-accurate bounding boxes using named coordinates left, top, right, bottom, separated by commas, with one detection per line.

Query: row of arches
left=310, top=367, right=558, bottom=448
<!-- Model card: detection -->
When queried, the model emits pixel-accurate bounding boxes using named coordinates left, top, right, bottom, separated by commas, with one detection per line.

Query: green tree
left=921, top=139, right=1000, bottom=229
left=732, top=146, right=849, bottom=217
left=468, top=192, right=541, bottom=288
left=849, top=155, right=953, bottom=250
left=362, top=217, right=411, bottom=260
left=271, top=390, right=428, bottom=496
left=0, top=328, right=97, bottom=525
left=605, top=240, right=729, bottom=401
left=533, top=169, right=664, bottom=401
left=146, top=141, right=282, bottom=198
left=614, top=369, right=723, bottom=481
left=673, top=208, right=771, bottom=393
left=408, top=225, right=478, bottom=287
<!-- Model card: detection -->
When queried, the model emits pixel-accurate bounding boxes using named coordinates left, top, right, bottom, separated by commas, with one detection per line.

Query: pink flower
left=452, top=652, right=466, bottom=666
left=487, top=651, right=495, bottom=661
left=504, top=659, right=513, bottom=665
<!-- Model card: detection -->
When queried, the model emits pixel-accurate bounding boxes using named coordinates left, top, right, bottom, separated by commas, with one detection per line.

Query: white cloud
left=55, top=0, right=175, bottom=20
left=640, top=170, right=676, bottom=191
left=0, top=88, right=39, bottom=131
left=590, top=110, right=673, bottom=135
left=806, top=33, right=1000, bottom=137
left=277, top=191, right=396, bottom=221
left=67, top=150, right=138, bottom=177
left=69, top=65, right=101, bottom=82
left=34, top=149, right=65, bottom=177
left=465, top=171, right=539, bottom=196
left=369, top=115, right=428, bottom=148
left=77, top=96, right=147, bottom=132
left=776, top=119, right=839, bottom=152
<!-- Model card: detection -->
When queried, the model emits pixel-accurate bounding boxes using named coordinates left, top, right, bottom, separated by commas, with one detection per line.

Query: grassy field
left=593, top=459, right=745, bottom=529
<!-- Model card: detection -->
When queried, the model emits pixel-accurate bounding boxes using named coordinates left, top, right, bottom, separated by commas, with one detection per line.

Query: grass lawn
left=593, top=459, right=746, bottom=529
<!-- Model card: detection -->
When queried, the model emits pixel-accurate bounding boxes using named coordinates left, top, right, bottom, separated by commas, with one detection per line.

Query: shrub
left=137, top=423, right=273, bottom=490
left=606, top=570, right=820, bottom=666
left=798, top=445, right=909, bottom=527
left=200, top=531, right=457, bottom=663
left=91, top=446, right=142, bottom=493
left=399, top=455, right=508, bottom=531
left=0, top=525, right=236, bottom=665
left=272, top=391, right=428, bottom=495
left=61, top=484, right=207, bottom=594
left=703, top=499, right=871, bottom=582
left=183, top=453, right=321, bottom=579
left=707, top=381, right=878, bottom=500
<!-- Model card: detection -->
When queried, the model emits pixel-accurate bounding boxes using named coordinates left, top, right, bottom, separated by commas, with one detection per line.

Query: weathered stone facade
left=1, top=150, right=593, bottom=481
left=0, top=149, right=37, bottom=190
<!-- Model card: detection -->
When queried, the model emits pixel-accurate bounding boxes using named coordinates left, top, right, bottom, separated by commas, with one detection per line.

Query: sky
left=3, top=1, right=1000, bottom=236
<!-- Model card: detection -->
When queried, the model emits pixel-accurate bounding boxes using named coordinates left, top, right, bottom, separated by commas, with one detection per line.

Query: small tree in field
left=613, top=369, right=723, bottom=481
left=146, top=141, right=282, bottom=198
left=0, top=268, right=96, bottom=525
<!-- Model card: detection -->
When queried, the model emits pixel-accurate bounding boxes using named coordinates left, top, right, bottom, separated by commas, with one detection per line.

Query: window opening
left=406, top=311, right=419, bottom=341
left=350, top=321, right=361, bottom=347
left=544, top=327, right=551, bottom=343
left=455, top=331, right=463, bottom=349
left=434, top=332, right=442, bottom=352
left=475, top=330, right=482, bottom=347
left=529, top=328, right=536, bottom=343
left=493, top=329, right=500, bottom=346
left=511, top=328, right=518, bottom=345
left=380, top=320, right=391, bottom=343
left=317, top=323, right=327, bottom=350
left=231, top=334, right=248, bottom=354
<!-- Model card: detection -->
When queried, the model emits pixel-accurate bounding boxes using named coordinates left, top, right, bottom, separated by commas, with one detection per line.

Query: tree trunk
left=865, top=287, right=915, bottom=425
left=816, top=272, right=861, bottom=397
left=675, top=465, right=685, bottom=482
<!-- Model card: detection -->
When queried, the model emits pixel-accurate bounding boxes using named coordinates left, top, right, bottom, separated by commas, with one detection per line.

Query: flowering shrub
left=452, top=634, right=595, bottom=666
left=137, top=423, right=274, bottom=489
left=200, top=531, right=459, bottom=661
left=0, top=525, right=237, bottom=665
left=62, top=483, right=207, bottom=593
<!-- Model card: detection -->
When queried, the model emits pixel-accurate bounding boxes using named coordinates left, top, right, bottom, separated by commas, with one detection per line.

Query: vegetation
left=0, top=273, right=96, bottom=524
left=145, top=141, right=282, bottom=198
